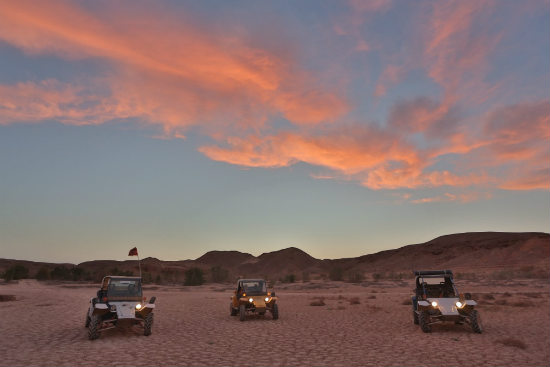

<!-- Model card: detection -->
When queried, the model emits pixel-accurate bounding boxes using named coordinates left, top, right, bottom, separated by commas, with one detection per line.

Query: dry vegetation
left=496, top=338, right=528, bottom=350
left=0, top=294, right=16, bottom=302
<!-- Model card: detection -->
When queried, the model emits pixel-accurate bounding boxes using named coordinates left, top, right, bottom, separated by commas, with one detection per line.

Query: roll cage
left=414, top=270, right=458, bottom=299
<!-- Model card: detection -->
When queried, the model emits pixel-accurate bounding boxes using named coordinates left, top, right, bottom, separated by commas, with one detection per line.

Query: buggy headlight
left=265, top=297, right=270, bottom=302
left=456, top=301, right=463, bottom=308
left=248, top=298, right=254, bottom=303
left=136, top=303, right=142, bottom=310
left=431, top=301, right=438, bottom=307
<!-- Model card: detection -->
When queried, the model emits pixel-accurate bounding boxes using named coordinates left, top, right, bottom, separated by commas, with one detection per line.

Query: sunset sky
left=1, top=0, right=548, bottom=263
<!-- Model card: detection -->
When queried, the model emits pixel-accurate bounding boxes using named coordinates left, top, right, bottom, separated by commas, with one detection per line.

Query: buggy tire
left=87, top=314, right=100, bottom=340
left=144, top=313, right=154, bottom=336
left=85, top=314, right=91, bottom=328
left=239, top=304, right=246, bottom=321
left=271, top=303, right=279, bottom=320
left=230, top=303, right=238, bottom=316
left=469, top=310, right=482, bottom=333
left=413, top=310, right=419, bottom=325
left=419, top=311, right=431, bottom=333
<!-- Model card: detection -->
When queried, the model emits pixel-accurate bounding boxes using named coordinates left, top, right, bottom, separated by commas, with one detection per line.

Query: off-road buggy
left=411, top=270, right=482, bottom=333
left=85, top=276, right=156, bottom=340
left=230, top=279, right=278, bottom=321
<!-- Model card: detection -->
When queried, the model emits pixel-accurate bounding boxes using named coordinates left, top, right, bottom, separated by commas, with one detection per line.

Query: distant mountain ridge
left=1, top=232, right=548, bottom=282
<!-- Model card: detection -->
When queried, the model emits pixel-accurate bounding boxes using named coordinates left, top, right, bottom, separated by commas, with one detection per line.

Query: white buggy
left=85, top=276, right=156, bottom=340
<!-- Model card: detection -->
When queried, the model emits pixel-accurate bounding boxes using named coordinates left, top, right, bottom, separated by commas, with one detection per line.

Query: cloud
left=0, top=0, right=348, bottom=132
left=0, top=0, right=546, bottom=199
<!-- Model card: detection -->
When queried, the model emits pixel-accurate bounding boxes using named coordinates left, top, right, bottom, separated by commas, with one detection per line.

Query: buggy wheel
left=419, top=311, right=431, bottom=333
left=469, top=310, right=482, bottom=333
left=239, top=304, right=246, bottom=321
left=87, top=314, right=100, bottom=340
left=144, top=313, right=154, bottom=336
left=271, top=303, right=279, bottom=320
left=85, top=313, right=91, bottom=328
left=412, top=310, right=419, bottom=325
left=230, top=303, right=238, bottom=316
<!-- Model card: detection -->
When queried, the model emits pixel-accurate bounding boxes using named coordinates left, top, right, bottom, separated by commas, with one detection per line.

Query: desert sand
left=0, top=278, right=548, bottom=367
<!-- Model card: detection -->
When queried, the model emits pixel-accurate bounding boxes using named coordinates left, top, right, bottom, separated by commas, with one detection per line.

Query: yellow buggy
left=230, top=279, right=278, bottom=321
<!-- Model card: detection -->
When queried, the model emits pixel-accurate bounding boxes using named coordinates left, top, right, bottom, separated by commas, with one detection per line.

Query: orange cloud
left=199, top=126, right=422, bottom=177
left=410, top=192, right=486, bottom=204
left=199, top=125, right=493, bottom=190
left=0, top=0, right=348, bottom=131
left=425, top=0, right=499, bottom=103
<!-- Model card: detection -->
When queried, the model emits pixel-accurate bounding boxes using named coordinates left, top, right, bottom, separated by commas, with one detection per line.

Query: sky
left=0, top=0, right=549, bottom=263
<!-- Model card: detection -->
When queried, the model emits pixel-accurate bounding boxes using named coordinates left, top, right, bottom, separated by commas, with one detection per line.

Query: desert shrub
left=368, top=295, right=376, bottom=299
left=349, top=297, right=360, bottom=305
left=386, top=272, right=404, bottom=280
left=108, top=267, right=134, bottom=277
left=346, top=271, right=364, bottom=283
left=3, top=265, right=29, bottom=281
left=210, top=266, right=229, bottom=283
left=184, top=267, right=204, bottom=286
left=49, top=266, right=89, bottom=281
left=510, top=301, right=532, bottom=307
left=283, top=274, right=296, bottom=283
left=495, top=299, right=507, bottom=305
left=50, top=266, right=71, bottom=280
left=402, top=298, right=411, bottom=305
left=155, top=275, right=162, bottom=284
left=301, top=271, right=310, bottom=282
left=310, top=297, right=326, bottom=306
left=496, top=338, right=527, bottom=349
left=366, top=304, right=382, bottom=312
left=336, top=305, right=346, bottom=310
left=0, top=295, right=16, bottom=302
left=372, top=273, right=382, bottom=281
left=141, top=271, right=153, bottom=284
left=482, top=294, right=495, bottom=300
left=503, top=292, right=512, bottom=297
left=522, top=292, right=542, bottom=298
left=35, top=267, right=50, bottom=281
left=329, top=267, right=344, bottom=281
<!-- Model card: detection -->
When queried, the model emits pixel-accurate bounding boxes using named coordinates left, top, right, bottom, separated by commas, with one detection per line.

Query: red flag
left=128, top=247, right=138, bottom=256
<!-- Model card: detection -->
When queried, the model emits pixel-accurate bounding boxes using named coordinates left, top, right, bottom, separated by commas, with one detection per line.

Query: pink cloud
left=0, top=0, right=348, bottom=132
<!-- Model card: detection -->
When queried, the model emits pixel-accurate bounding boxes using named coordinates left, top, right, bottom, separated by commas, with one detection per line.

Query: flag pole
left=138, top=252, right=142, bottom=279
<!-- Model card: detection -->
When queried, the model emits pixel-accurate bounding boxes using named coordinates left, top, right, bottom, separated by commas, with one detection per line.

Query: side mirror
left=464, top=293, right=472, bottom=300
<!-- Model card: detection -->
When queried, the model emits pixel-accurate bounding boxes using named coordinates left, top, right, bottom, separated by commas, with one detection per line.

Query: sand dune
left=0, top=278, right=548, bottom=366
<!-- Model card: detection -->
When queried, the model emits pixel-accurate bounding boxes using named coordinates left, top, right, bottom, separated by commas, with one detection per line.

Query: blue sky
left=0, top=0, right=548, bottom=262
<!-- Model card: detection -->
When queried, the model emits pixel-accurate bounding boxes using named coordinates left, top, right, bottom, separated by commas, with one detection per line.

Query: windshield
left=420, top=277, right=445, bottom=284
left=107, top=278, right=142, bottom=298
left=418, top=276, right=456, bottom=298
left=241, top=280, right=267, bottom=294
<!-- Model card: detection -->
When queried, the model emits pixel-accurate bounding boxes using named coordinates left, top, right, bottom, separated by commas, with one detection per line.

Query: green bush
left=3, top=265, right=29, bottom=281
left=346, top=271, right=364, bottom=283
left=184, top=267, right=204, bottom=286
left=35, top=267, right=50, bottom=281
left=283, top=274, right=296, bottom=283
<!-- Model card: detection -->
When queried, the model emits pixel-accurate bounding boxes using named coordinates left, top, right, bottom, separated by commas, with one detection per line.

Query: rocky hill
left=1, top=232, right=548, bottom=283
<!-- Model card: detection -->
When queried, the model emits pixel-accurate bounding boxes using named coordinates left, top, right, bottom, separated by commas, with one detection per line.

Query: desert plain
left=0, top=277, right=548, bottom=367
